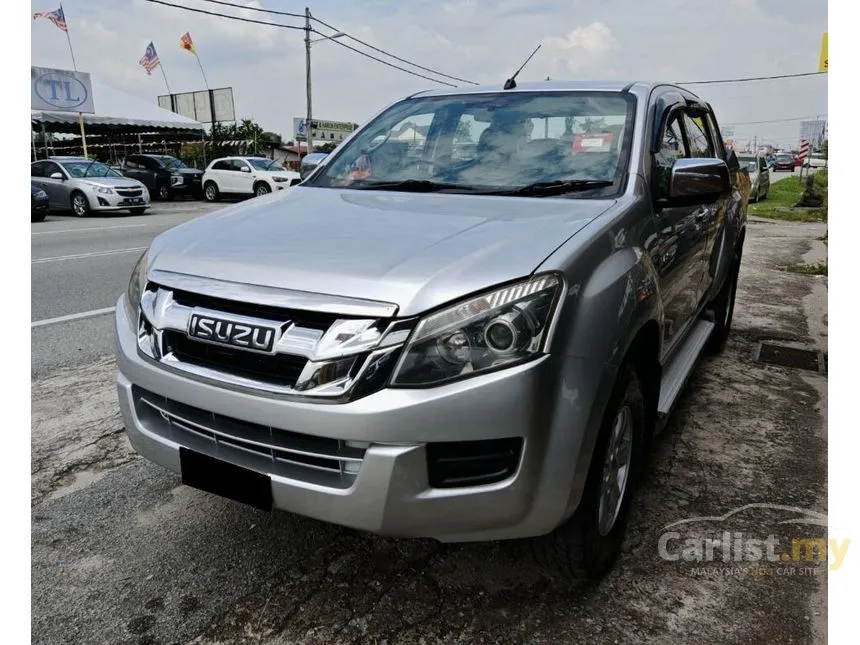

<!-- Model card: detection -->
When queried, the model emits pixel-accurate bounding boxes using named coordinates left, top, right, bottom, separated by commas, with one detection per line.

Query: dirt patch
left=31, top=358, right=138, bottom=505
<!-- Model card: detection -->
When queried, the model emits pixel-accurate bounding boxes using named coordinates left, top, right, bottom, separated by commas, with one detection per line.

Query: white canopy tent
left=31, top=77, right=205, bottom=135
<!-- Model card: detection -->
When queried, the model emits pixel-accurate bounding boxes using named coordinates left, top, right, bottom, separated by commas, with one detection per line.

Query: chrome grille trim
left=137, top=283, right=413, bottom=399
left=135, top=389, right=367, bottom=486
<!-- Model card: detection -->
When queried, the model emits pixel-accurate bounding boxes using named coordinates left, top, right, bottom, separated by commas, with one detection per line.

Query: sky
left=30, top=0, right=828, bottom=150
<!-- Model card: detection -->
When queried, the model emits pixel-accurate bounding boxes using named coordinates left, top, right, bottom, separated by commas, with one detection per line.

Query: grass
left=748, top=170, right=828, bottom=222
left=786, top=262, right=828, bottom=276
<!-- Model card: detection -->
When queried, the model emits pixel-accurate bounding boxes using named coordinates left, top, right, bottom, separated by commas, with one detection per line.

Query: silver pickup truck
left=115, top=80, right=748, bottom=580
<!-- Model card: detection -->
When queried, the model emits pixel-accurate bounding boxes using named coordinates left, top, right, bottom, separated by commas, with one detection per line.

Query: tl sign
left=31, top=67, right=95, bottom=113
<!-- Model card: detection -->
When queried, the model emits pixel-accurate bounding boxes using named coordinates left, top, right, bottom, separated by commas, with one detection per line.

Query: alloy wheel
left=597, top=405, right=634, bottom=536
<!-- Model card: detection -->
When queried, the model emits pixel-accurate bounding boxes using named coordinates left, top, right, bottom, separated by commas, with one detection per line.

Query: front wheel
left=203, top=182, right=220, bottom=202
left=530, top=363, right=646, bottom=581
left=71, top=192, right=90, bottom=217
left=156, top=184, right=172, bottom=201
left=254, top=182, right=272, bottom=197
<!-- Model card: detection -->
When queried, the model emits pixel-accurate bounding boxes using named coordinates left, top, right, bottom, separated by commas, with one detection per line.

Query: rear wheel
left=706, top=250, right=741, bottom=354
left=530, top=363, right=646, bottom=581
left=71, top=191, right=90, bottom=217
left=204, top=181, right=220, bottom=202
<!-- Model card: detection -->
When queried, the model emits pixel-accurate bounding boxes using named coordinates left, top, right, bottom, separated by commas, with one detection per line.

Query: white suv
left=202, top=156, right=301, bottom=201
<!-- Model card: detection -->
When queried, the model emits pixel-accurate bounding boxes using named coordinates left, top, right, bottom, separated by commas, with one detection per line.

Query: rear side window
left=212, top=160, right=231, bottom=171
left=682, top=114, right=714, bottom=158
left=124, top=159, right=140, bottom=170
left=31, top=162, right=48, bottom=177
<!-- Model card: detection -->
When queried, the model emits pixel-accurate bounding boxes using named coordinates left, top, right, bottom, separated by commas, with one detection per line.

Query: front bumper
left=114, top=295, right=602, bottom=542
left=89, top=191, right=150, bottom=211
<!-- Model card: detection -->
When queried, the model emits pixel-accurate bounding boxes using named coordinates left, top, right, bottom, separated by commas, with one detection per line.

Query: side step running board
left=657, top=318, right=715, bottom=420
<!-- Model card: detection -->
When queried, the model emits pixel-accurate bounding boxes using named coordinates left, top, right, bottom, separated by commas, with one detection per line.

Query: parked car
left=31, top=184, right=49, bottom=222
left=202, top=156, right=302, bottom=201
left=116, top=80, right=747, bottom=581
left=300, top=152, right=329, bottom=180
left=737, top=153, right=770, bottom=202
left=804, top=153, right=827, bottom=169
left=772, top=153, right=796, bottom=172
left=31, top=157, right=150, bottom=216
left=119, top=154, right=204, bottom=201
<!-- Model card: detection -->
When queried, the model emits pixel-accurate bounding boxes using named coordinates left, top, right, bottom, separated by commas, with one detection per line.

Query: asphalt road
left=31, top=201, right=223, bottom=378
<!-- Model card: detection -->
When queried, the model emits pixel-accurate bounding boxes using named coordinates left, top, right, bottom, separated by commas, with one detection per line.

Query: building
left=798, top=120, right=827, bottom=151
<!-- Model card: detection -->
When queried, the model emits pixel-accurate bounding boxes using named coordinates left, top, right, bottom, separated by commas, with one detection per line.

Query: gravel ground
left=31, top=217, right=828, bottom=645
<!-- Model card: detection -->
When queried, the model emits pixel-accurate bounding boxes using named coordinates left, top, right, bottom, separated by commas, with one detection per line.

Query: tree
left=315, top=141, right=339, bottom=153
left=582, top=117, right=607, bottom=133
left=820, top=139, right=828, bottom=159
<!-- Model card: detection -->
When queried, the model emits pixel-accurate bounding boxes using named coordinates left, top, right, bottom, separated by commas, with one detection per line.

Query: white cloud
left=30, top=0, right=827, bottom=149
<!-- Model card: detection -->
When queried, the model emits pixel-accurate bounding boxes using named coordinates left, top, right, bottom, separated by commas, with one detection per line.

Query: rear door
left=40, top=161, right=70, bottom=209
left=122, top=156, right=151, bottom=188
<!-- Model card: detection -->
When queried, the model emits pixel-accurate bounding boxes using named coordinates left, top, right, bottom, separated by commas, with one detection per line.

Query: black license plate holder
left=179, top=448, right=272, bottom=511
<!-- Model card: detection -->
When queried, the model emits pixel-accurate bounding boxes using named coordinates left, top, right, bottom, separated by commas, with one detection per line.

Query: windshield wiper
left=491, top=179, right=615, bottom=197
left=351, top=179, right=473, bottom=193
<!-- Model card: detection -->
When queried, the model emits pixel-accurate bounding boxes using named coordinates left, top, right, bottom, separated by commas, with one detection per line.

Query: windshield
left=777, top=154, right=793, bottom=162
left=248, top=158, right=285, bottom=172
left=159, top=156, right=188, bottom=170
left=738, top=157, right=758, bottom=173
left=62, top=161, right=122, bottom=179
left=306, top=91, right=635, bottom=197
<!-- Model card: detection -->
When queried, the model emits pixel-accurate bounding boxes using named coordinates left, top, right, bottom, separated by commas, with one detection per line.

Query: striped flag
left=179, top=31, right=197, bottom=55
left=139, top=42, right=160, bottom=75
left=33, top=6, right=67, bottom=32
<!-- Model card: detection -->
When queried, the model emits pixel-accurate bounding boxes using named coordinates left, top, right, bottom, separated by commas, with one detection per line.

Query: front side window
left=306, top=91, right=636, bottom=198
left=61, top=161, right=121, bottom=178
left=682, top=114, right=714, bottom=158
left=159, top=156, right=187, bottom=170
left=248, top=158, right=285, bottom=172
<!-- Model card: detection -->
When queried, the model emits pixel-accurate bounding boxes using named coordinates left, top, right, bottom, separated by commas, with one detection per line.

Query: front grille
left=427, top=438, right=524, bottom=488
left=168, top=287, right=341, bottom=331
left=133, top=386, right=366, bottom=488
left=163, top=331, right=307, bottom=388
left=116, top=188, right=143, bottom=197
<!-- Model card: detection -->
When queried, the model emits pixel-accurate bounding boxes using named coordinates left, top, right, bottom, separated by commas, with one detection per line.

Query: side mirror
left=240, top=166, right=251, bottom=173
left=665, top=157, right=730, bottom=207
left=50, top=172, right=65, bottom=180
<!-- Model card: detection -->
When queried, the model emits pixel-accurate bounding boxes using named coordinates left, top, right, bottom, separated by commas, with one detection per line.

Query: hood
left=149, top=186, right=613, bottom=316
left=267, top=170, right=301, bottom=180
left=174, top=167, right=203, bottom=176
left=83, top=176, right=145, bottom=190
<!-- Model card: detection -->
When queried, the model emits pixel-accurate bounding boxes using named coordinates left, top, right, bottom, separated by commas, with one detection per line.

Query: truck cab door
left=649, top=112, right=712, bottom=357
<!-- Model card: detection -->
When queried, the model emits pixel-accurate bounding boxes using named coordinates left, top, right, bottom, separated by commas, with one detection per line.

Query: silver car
left=737, top=154, right=770, bottom=202
left=115, top=81, right=746, bottom=580
left=31, top=157, right=150, bottom=216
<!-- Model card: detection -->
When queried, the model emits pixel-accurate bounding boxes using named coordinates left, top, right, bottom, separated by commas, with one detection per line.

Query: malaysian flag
left=33, top=6, right=67, bottom=32
left=139, top=42, right=160, bottom=75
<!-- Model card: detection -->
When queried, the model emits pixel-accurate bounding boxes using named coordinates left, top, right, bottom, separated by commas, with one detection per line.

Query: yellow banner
left=819, top=32, right=828, bottom=73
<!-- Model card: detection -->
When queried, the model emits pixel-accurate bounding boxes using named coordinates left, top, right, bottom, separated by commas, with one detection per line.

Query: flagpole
left=60, top=3, right=88, bottom=159
left=159, top=63, right=172, bottom=95
left=194, top=53, right=209, bottom=90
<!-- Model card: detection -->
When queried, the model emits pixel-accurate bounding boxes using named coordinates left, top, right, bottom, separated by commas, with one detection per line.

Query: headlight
left=170, top=174, right=184, bottom=186
left=125, top=249, right=149, bottom=321
left=390, top=274, right=562, bottom=387
left=273, top=176, right=289, bottom=183
left=94, top=185, right=113, bottom=195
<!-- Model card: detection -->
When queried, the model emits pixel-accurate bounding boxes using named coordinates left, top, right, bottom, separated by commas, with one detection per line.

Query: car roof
left=44, top=156, right=87, bottom=161
left=409, top=79, right=696, bottom=99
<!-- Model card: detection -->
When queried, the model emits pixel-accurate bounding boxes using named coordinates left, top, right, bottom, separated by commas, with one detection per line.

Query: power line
left=678, top=71, right=826, bottom=85
left=178, top=0, right=476, bottom=85
left=724, top=114, right=828, bottom=126
left=143, top=0, right=458, bottom=87
left=193, top=0, right=304, bottom=18
left=309, top=17, right=479, bottom=85
left=309, top=29, right=458, bottom=87
left=143, top=0, right=305, bottom=30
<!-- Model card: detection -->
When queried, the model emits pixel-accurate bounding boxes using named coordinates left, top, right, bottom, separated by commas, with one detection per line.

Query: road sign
left=798, top=139, right=810, bottom=162
left=294, top=117, right=358, bottom=143
left=31, top=66, right=95, bottom=114
left=819, top=32, right=828, bottom=73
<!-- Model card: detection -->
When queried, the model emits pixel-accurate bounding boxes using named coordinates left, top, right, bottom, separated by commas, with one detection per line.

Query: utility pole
left=304, top=7, right=313, bottom=159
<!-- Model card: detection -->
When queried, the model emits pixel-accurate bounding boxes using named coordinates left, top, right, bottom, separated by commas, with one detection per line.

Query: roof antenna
left=503, top=44, right=542, bottom=90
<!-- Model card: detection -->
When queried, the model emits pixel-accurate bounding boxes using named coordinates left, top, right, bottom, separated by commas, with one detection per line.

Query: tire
left=254, top=182, right=272, bottom=197
left=156, top=184, right=173, bottom=201
left=31, top=211, right=47, bottom=222
left=530, top=363, right=647, bottom=581
left=706, top=250, right=741, bottom=355
left=128, top=207, right=148, bottom=215
left=203, top=181, right=220, bottom=202
left=71, top=191, right=90, bottom=217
